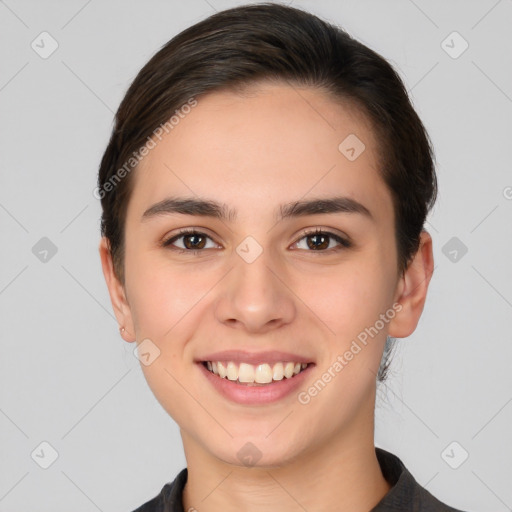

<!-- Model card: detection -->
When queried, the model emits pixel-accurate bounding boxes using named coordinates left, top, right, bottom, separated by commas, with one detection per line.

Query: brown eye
left=306, top=233, right=329, bottom=250
left=182, top=233, right=207, bottom=249
left=295, top=229, right=351, bottom=251
left=162, top=230, right=217, bottom=252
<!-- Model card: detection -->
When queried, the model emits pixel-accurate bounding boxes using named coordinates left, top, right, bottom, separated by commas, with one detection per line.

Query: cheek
left=298, top=259, right=392, bottom=338
left=125, top=243, right=211, bottom=337
left=125, top=259, right=208, bottom=421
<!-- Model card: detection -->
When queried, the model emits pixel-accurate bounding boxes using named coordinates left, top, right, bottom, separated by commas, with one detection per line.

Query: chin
left=212, top=437, right=302, bottom=469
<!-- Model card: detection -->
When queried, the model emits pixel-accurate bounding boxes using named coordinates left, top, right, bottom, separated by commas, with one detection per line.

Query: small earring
left=119, top=326, right=126, bottom=334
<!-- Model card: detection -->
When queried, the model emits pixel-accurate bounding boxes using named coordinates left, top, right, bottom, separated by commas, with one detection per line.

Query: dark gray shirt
left=132, top=448, right=466, bottom=511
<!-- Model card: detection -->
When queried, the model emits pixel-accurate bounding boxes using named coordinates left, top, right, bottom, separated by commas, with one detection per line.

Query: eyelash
left=161, top=228, right=352, bottom=254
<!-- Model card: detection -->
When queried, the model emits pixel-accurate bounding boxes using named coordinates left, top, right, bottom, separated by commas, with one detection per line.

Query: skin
left=100, top=82, right=433, bottom=511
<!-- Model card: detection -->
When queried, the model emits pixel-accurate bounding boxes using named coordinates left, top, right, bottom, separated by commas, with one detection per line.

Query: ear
left=388, top=230, right=434, bottom=338
left=99, top=237, right=136, bottom=342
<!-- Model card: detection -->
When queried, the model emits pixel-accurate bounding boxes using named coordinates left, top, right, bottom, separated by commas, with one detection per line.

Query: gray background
left=1, top=0, right=511, bottom=510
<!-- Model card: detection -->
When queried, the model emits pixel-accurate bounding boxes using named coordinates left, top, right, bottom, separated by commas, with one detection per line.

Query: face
left=100, top=82, right=432, bottom=467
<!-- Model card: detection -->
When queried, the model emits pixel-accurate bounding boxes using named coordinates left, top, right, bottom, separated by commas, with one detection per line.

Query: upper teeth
left=206, top=361, right=308, bottom=383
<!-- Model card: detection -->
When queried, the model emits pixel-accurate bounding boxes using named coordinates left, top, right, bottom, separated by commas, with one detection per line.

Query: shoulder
left=130, top=468, right=188, bottom=512
left=372, top=447, right=468, bottom=511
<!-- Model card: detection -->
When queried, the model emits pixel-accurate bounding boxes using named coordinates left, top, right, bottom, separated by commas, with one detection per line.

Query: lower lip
left=197, top=362, right=314, bottom=405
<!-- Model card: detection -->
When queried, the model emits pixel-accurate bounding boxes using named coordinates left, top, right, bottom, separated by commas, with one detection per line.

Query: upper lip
left=196, top=350, right=314, bottom=365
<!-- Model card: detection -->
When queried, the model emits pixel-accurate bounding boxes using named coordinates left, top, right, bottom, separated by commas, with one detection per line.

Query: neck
left=181, top=412, right=391, bottom=512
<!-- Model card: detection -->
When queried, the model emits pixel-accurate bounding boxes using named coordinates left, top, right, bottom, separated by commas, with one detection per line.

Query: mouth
left=196, top=352, right=316, bottom=404
left=201, top=360, right=312, bottom=386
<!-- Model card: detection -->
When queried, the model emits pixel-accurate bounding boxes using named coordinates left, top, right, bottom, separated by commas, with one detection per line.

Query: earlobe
left=98, top=237, right=136, bottom=342
left=388, top=231, right=434, bottom=339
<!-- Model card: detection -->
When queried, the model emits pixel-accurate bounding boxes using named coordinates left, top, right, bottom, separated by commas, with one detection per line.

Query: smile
left=203, top=360, right=310, bottom=386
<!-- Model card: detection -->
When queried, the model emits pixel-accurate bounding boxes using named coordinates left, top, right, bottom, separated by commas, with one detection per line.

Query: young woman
left=97, top=3, right=467, bottom=511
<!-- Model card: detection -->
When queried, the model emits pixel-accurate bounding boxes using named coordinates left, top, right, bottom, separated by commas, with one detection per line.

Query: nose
left=214, top=248, right=296, bottom=333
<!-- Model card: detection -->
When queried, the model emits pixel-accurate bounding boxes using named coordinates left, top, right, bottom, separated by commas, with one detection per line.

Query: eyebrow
left=141, top=196, right=373, bottom=223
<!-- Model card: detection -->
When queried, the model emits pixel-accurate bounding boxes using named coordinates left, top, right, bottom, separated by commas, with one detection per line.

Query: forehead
left=128, top=83, right=392, bottom=223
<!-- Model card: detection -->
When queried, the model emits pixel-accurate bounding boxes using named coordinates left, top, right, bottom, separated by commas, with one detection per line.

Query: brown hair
left=97, top=2, right=437, bottom=381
